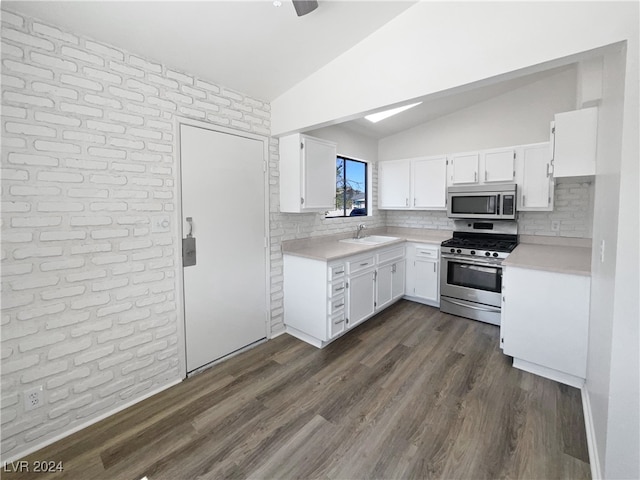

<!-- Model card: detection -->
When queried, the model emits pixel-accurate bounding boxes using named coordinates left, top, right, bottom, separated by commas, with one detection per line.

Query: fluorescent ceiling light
left=365, top=102, right=422, bottom=123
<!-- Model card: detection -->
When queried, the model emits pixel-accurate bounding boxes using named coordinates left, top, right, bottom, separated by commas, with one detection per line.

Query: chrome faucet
left=355, top=223, right=367, bottom=239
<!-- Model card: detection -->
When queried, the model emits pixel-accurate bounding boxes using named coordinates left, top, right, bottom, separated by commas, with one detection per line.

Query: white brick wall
left=1, top=9, right=273, bottom=461
left=517, top=180, right=594, bottom=237
left=386, top=180, right=594, bottom=237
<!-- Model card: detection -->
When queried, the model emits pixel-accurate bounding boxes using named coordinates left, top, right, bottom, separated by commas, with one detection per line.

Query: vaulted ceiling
left=4, top=1, right=416, bottom=101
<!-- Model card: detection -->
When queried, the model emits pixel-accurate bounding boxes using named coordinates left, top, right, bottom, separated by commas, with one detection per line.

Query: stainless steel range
left=440, top=220, right=518, bottom=326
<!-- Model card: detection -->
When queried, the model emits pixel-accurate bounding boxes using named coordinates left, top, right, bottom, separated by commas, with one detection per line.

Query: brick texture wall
left=0, top=9, right=274, bottom=461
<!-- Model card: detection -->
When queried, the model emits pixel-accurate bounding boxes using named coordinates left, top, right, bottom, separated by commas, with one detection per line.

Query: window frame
left=326, top=155, right=369, bottom=219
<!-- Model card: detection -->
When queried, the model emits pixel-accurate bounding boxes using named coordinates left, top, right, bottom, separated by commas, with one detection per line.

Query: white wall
left=587, top=39, right=640, bottom=479
left=378, top=66, right=577, bottom=161
left=0, top=9, right=277, bottom=462
left=271, top=2, right=637, bottom=135
left=306, top=124, right=377, bottom=163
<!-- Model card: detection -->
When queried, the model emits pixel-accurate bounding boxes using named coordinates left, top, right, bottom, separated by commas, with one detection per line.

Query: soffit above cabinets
left=4, top=0, right=416, bottom=101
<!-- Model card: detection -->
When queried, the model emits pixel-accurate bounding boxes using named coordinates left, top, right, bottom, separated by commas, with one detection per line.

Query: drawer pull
left=334, top=287, right=345, bottom=292
left=360, top=262, right=369, bottom=266
left=334, top=270, right=344, bottom=275
left=334, top=303, right=344, bottom=309
left=334, top=319, right=344, bottom=325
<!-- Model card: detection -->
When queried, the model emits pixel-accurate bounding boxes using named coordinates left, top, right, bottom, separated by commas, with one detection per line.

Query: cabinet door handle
left=405, top=198, right=409, bottom=207
left=414, top=197, right=416, bottom=206
left=300, top=197, right=304, bottom=205
left=474, top=172, right=477, bottom=182
left=522, top=194, right=526, bottom=207
left=485, top=170, right=488, bottom=181
left=546, top=163, right=551, bottom=177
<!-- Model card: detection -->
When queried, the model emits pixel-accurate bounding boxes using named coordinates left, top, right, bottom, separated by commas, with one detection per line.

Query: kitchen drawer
left=347, top=255, right=375, bottom=274
left=328, top=263, right=346, bottom=281
left=329, top=295, right=346, bottom=314
left=329, top=280, right=346, bottom=298
left=329, top=310, right=346, bottom=338
left=377, top=246, right=405, bottom=265
left=415, top=246, right=439, bottom=259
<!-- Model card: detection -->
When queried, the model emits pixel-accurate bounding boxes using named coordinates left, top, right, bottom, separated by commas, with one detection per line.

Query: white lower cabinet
left=404, top=243, right=440, bottom=307
left=375, top=246, right=405, bottom=312
left=283, top=244, right=405, bottom=348
left=501, top=266, right=591, bottom=387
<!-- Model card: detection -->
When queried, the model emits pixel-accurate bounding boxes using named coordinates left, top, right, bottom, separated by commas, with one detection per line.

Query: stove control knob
left=470, top=250, right=475, bottom=255
left=493, top=252, right=499, bottom=258
left=450, top=248, right=455, bottom=253
left=485, top=252, right=491, bottom=257
left=456, top=249, right=462, bottom=254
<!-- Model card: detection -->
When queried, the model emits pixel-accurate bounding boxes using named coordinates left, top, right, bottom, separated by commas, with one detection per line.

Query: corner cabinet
left=515, top=142, right=554, bottom=211
left=404, top=243, right=440, bottom=307
left=501, top=266, right=591, bottom=387
left=551, top=107, right=597, bottom=178
left=283, top=244, right=405, bottom=348
left=378, top=156, right=447, bottom=210
left=279, top=134, right=337, bottom=213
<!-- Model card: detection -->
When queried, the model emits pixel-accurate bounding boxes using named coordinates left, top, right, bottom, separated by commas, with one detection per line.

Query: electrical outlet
left=551, top=220, right=560, bottom=232
left=24, top=385, right=44, bottom=411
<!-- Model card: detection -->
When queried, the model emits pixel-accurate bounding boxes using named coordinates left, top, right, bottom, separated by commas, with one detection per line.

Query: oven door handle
left=441, top=254, right=503, bottom=267
left=443, top=298, right=501, bottom=313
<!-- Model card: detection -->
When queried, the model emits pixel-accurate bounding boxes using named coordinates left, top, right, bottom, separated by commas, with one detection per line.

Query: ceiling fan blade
left=292, top=0, right=318, bottom=17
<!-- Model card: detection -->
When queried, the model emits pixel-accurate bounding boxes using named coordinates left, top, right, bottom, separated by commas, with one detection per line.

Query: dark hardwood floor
left=6, top=300, right=590, bottom=479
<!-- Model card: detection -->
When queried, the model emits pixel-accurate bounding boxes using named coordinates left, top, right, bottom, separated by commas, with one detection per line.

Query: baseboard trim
left=2, top=377, right=183, bottom=465
left=581, top=384, right=602, bottom=479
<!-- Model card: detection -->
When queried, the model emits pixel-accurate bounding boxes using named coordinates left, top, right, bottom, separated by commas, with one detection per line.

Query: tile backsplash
left=385, top=179, right=593, bottom=238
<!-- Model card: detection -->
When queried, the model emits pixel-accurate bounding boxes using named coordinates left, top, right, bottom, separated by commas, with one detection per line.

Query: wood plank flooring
left=5, top=300, right=590, bottom=479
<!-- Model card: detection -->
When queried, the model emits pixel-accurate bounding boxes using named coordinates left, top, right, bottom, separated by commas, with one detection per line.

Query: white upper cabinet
left=378, top=160, right=411, bottom=209
left=279, top=133, right=337, bottom=213
left=448, top=152, right=479, bottom=185
left=379, top=156, right=447, bottom=210
left=482, top=147, right=516, bottom=183
left=551, top=107, right=598, bottom=178
left=412, top=156, right=447, bottom=209
left=516, top=142, right=554, bottom=211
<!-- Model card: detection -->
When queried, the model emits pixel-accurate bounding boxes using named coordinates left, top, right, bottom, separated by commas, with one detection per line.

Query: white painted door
left=348, top=270, right=375, bottom=327
left=301, top=136, right=336, bottom=210
left=449, top=153, right=479, bottom=185
left=378, top=160, right=411, bottom=209
left=180, top=124, right=267, bottom=373
left=482, top=148, right=515, bottom=183
left=391, top=260, right=406, bottom=300
left=519, top=143, right=553, bottom=210
left=413, top=156, right=447, bottom=209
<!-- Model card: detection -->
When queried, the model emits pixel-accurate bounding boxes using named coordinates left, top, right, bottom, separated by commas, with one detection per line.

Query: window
left=326, top=156, right=368, bottom=218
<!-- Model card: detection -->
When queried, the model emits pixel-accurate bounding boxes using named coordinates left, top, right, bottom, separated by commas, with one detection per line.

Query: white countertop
left=503, top=242, right=592, bottom=276
left=282, top=227, right=451, bottom=261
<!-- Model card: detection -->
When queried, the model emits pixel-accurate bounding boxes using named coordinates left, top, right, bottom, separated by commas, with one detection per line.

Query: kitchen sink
left=339, top=235, right=400, bottom=246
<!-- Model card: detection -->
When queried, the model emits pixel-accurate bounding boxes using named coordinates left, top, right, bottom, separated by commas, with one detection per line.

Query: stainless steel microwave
left=447, top=184, right=517, bottom=220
